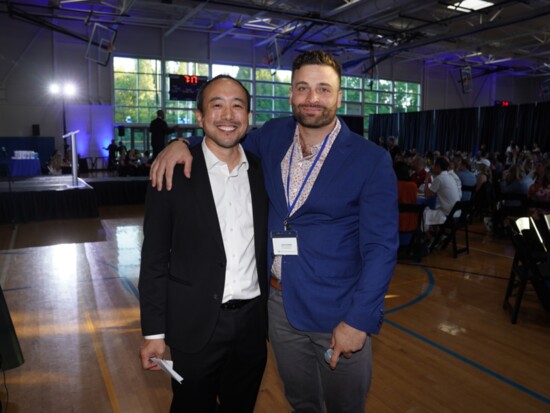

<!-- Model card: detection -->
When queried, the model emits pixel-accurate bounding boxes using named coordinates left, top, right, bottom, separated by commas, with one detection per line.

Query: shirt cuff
left=144, top=334, right=165, bottom=340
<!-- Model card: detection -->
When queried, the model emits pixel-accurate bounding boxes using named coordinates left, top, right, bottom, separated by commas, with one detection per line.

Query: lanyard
left=286, top=132, right=331, bottom=217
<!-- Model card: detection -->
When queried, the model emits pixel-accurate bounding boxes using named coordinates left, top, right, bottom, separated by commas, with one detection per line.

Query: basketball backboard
left=85, top=23, right=117, bottom=66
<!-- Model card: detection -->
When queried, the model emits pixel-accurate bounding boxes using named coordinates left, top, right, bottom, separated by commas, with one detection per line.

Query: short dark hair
left=291, top=50, right=341, bottom=86
left=434, top=157, right=449, bottom=171
left=460, top=158, right=471, bottom=169
left=196, top=75, right=251, bottom=113
left=393, top=161, right=411, bottom=181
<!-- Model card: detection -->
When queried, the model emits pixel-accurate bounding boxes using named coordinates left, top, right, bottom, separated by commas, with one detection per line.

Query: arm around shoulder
left=150, top=138, right=199, bottom=189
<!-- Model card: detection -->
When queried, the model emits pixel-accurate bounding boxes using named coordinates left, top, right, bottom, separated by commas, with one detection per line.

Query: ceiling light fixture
left=447, top=0, right=494, bottom=13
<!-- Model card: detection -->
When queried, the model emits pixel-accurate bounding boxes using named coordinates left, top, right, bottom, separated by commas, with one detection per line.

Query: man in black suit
left=149, top=110, right=175, bottom=159
left=103, top=139, right=118, bottom=171
left=139, top=75, right=268, bottom=413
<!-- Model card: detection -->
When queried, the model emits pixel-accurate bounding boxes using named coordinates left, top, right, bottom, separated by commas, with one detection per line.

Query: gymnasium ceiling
left=2, top=0, right=550, bottom=78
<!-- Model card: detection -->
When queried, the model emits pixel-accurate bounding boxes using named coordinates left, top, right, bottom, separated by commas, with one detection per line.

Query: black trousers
left=169, top=297, right=267, bottom=413
left=151, top=141, right=165, bottom=160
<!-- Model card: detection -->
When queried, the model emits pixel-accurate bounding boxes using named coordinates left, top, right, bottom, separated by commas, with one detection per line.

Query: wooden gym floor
left=0, top=204, right=549, bottom=412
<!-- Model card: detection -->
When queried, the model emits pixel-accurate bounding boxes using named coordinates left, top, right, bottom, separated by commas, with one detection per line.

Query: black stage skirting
left=85, top=176, right=149, bottom=206
left=0, top=176, right=98, bottom=224
left=0, top=176, right=150, bottom=224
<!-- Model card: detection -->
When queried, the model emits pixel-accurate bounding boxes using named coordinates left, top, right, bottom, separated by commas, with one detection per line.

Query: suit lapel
left=190, top=146, right=225, bottom=253
left=291, top=122, right=355, bottom=218
left=248, top=155, right=264, bottom=227
left=247, top=152, right=268, bottom=296
left=247, top=153, right=266, bottom=237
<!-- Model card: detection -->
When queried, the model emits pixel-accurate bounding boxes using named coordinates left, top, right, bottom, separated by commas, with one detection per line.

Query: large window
left=254, top=68, right=292, bottom=124
left=394, top=81, right=421, bottom=113
left=113, top=57, right=421, bottom=139
left=363, top=79, right=421, bottom=135
left=212, top=64, right=253, bottom=90
left=338, top=76, right=363, bottom=116
left=113, top=57, right=162, bottom=125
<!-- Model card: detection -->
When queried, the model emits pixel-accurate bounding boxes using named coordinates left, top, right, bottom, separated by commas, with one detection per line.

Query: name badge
left=271, top=230, right=298, bottom=255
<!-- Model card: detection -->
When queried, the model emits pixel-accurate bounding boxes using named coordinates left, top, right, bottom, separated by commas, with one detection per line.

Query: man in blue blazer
left=150, top=51, right=398, bottom=413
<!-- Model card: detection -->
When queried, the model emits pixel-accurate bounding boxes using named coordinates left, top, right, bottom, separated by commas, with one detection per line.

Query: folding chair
left=461, top=184, right=476, bottom=202
left=503, top=217, right=550, bottom=324
left=398, top=203, right=427, bottom=261
left=492, top=192, right=528, bottom=234
left=470, top=181, right=495, bottom=223
left=430, top=200, right=472, bottom=258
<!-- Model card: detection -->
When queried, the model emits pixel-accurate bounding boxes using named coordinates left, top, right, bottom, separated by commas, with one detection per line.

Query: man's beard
left=291, top=103, right=337, bottom=129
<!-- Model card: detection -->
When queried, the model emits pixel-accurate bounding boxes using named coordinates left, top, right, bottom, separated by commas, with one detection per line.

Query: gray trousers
left=268, top=289, right=372, bottom=413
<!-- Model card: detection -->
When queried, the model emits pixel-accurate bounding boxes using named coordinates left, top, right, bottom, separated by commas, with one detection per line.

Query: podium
left=0, top=285, right=24, bottom=371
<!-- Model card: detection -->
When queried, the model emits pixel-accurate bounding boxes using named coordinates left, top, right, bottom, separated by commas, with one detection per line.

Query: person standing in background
left=103, top=139, right=118, bottom=171
left=150, top=110, right=176, bottom=160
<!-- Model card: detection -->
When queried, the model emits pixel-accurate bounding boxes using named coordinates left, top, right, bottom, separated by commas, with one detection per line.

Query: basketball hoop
left=85, top=23, right=117, bottom=66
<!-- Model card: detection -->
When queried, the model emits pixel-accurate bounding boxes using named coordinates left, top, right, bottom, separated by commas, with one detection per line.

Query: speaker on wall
left=117, top=125, right=125, bottom=137
left=32, top=124, right=40, bottom=136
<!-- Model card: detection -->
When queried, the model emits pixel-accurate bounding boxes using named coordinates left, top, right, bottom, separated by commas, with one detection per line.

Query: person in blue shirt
left=456, top=158, right=476, bottom=201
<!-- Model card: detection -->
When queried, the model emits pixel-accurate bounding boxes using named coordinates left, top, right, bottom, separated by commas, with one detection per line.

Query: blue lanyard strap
left=286, top=132, right=331, bottom=216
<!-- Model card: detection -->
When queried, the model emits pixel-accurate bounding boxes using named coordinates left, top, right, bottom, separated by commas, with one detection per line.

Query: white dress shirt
left=202, top=140, right=260, bottom=303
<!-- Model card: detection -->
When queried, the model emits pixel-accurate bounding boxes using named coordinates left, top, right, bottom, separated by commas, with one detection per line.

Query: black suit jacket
left=139, top=144, right=268, bottom=353
left=149, top=117, right=174, bottom=147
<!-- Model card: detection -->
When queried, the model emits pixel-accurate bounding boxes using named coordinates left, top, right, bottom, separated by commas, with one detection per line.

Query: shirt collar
left=202, top=140, right=249, bottom=174
left=292, top=118, right=341, bottom=159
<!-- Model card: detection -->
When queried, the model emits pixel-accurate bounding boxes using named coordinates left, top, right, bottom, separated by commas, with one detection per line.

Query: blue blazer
left=243, top=116, right=398, bottom=335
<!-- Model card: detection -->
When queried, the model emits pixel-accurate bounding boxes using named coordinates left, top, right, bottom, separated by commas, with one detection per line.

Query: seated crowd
left=380, top=137, right=550, bottom=253
left=47, top=142, right=152, bottom=177
left=116, top=147, right=152, bottom=177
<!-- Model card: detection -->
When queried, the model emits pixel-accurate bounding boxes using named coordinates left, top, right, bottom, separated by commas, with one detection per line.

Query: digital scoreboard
left=169, top=75, right=208, bottom=101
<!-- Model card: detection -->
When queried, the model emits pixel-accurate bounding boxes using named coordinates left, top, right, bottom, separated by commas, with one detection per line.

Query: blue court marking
left=385, top=267, right=550, bottom=405
left=2, top=286, right=32, bottom=292
left=120, top=276, right=140, bottom=300
left=385, top=319, right=550, bottom=405
left=399, top=261, right=509, bottom=281
left=386, top=267, right=435, bottom=314
left=98, top=259, right=140, bottom=300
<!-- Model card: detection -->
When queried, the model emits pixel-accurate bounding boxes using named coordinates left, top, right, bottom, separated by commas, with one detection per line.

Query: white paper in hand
left=150, top=357, right=184, bottom=384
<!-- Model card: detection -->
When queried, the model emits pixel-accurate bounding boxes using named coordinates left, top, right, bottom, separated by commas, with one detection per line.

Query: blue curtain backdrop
left=368, top=101, right=550, bottom=154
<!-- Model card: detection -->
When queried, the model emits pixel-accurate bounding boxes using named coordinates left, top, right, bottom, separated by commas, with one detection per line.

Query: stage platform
left=84, top=176, right=149, bottom=206
left=0, top=175, right=150, bottom=224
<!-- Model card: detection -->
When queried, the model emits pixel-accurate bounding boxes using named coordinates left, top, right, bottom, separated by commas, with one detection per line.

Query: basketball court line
left=386, top=267, right=550, bottom=406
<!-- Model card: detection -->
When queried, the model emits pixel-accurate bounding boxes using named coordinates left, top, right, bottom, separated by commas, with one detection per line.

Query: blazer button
left=213, top=294, right=219, bottom=300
